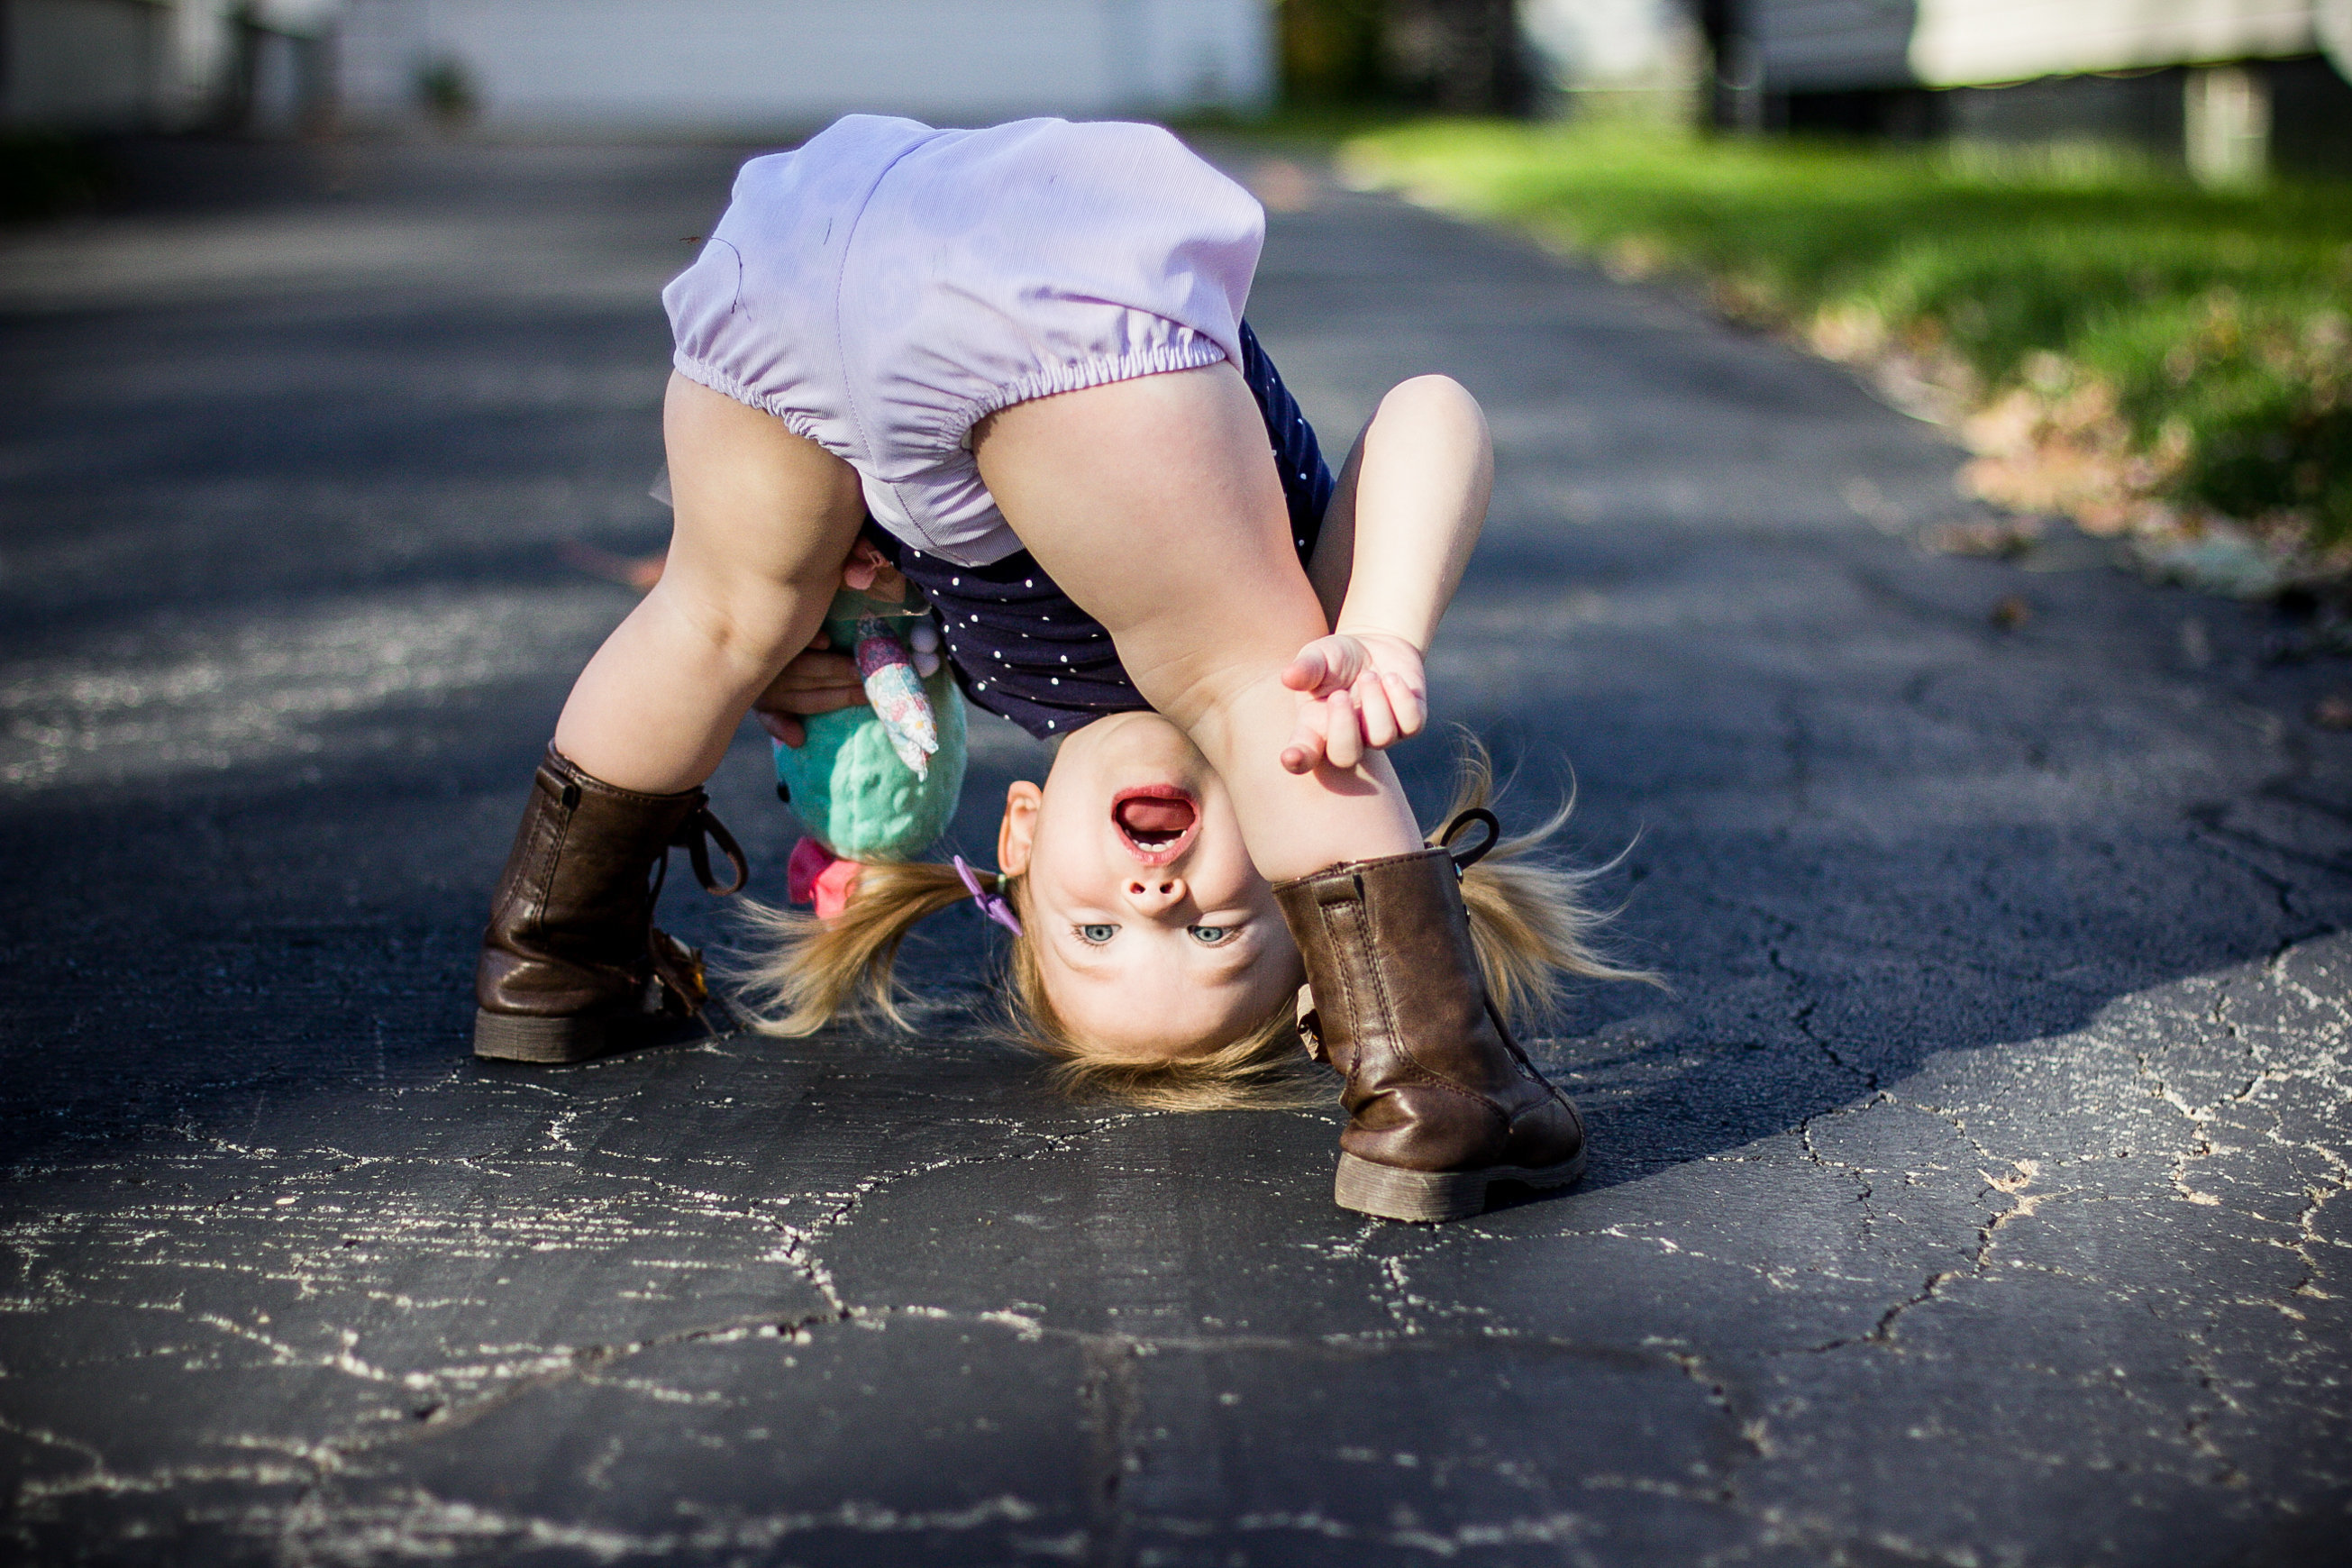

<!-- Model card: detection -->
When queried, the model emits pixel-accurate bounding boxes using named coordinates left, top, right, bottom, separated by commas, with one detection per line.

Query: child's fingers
left=756, top=709, right=807, bottom=748
left=776, top=690, right=867, bottom=717
left=1321, top=691, right=1364, bottom=770
left=1281, top=643, right=1332, bottom=694
left=1354, top=677, right=1401, bottom=752
left=770, top=666, right=864, bottom=697
left=1283, top=636, right=1372, bottom=697
left=1280, top=701, right=1327, bottom=774
left=761, top=687, right=867, bottom=716
left=779, top=650, right=859, bottom=684
left=1382, top=671, right=1427, bottom=737
left=759, top=651, right=868, bottom=715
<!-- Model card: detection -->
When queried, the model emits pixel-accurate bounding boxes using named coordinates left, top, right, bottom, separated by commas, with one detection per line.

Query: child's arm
left=1283, top=375, right=1493, bottom=774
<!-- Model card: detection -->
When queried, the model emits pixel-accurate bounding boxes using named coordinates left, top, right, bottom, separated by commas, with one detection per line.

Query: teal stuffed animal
left=642, top=465, right=965, bottom=875
left=772, top=587, right=966, bottom=866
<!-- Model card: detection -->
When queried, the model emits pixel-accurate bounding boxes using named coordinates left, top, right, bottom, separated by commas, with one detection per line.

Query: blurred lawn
left=1344, top=122, right=2352, bottom=547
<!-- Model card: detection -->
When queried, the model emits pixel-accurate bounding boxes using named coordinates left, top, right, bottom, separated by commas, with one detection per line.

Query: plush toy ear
left=998, top=781, right=1043, bottom=877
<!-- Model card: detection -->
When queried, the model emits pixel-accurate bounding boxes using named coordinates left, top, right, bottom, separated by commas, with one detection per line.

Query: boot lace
left=1437, top=807, right=1500, bottom=871
left=672, top=802, right=749, bottom=895
left=638, top=800, right=747, bottom=1019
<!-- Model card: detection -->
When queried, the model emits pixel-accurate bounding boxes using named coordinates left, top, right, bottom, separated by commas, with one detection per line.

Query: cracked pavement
left=2, top=137, right=2348, bottom=1566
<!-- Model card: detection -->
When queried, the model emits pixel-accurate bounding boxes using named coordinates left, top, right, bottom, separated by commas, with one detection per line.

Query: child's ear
left=998, top=781, right=1043, bottom=876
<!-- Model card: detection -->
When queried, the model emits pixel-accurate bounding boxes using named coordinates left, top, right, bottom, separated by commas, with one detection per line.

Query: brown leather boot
left=1272, top=814, right=1587, bottom=1223
left=473, top=745, right=747, bottom=1064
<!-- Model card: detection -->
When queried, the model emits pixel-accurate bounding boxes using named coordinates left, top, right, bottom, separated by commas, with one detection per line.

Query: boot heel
left=1334, top=1149, right=1591, bottom=1224
left=1334, top=1153, right=1492, bottom=1224
left=473, top=1009, right=611, bottom=1065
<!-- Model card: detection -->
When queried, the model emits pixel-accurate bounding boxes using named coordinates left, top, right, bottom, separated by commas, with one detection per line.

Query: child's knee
left=1378, top=374, right=1488, bottom=439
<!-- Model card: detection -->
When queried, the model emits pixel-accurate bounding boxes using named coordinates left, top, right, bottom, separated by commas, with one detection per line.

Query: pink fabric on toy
left=787, top=836, right=863, bottom=920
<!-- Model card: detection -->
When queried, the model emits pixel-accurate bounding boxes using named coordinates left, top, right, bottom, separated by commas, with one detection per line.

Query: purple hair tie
left=953, top=855, right=1024, bottom=937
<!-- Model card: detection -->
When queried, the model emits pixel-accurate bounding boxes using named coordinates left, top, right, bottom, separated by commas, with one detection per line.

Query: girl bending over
left=472, top=115, right=1645, bottom=1221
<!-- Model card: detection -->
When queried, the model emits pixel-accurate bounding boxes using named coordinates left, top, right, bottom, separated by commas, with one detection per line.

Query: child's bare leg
left=972, top=362, right=1423, bottom=882
left=472, top=375, right=864, bottom=1065
left=553, top=373, right=868, bottom=794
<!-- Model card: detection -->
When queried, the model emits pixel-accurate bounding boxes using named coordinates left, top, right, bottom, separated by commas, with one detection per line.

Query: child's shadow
left=1387, top=716, right=2352, bottom=1195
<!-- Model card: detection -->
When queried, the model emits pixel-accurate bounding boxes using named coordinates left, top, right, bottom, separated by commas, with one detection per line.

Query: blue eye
left=1189, top=925, right=1231, bottom=944
left=1077, top=924, right=1117, bottom=944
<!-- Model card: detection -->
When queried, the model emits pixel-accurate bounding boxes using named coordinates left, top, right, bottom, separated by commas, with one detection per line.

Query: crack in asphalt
left=1764, top=938, right=1882, bottom=1094
left=1800, top=1154, right=2056, bottom=1357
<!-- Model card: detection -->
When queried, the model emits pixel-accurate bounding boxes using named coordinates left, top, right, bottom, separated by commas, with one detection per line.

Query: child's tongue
left=1115, top=796, right=1195, bottom=843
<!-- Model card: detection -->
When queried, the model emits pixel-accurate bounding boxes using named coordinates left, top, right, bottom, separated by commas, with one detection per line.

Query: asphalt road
left=2, top=135, right=2347, bottom=1567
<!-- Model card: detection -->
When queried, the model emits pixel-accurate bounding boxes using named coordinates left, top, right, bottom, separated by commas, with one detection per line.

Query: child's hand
left=1279, top=631, right=1427, bottom=773
left=753, top=632, right=869, bottom=748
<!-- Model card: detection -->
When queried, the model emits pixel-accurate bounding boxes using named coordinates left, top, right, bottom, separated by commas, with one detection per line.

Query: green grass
left=1169, top=101, right=1427, bottom=149
left=1344, top=121, right=2352, bottom=545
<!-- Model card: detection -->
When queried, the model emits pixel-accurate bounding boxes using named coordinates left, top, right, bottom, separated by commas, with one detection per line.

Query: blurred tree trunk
left=1692, top=0, right=1739, bottom=130
left=1281, top=0, right=1390, bottom=103
left=1281, top=0, right=1533, bottom=114
left=1386, top=0, right=1532, bottom=113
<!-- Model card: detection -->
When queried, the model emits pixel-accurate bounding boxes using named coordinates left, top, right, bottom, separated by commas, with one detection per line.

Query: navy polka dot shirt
left=880, top=321, right=1334, bottom=741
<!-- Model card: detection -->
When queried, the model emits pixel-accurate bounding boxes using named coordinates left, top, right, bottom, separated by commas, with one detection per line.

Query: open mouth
left=1111, top=786, right=1199, bottom=864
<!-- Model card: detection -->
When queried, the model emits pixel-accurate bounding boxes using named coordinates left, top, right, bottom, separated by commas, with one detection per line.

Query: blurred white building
left=334, top=0, right=1275, bottom=132
left=3, top=0, right=1272, bottom=135
left=1744, top=0, right=2352, bottom=179
left=1523, top=0, right=2351, bottom=178
left=1522, top=0, right=1707, bottom=121
left=1754, top=0, right=2347, bottom=90
left=1, top=0, right=334, bottom=131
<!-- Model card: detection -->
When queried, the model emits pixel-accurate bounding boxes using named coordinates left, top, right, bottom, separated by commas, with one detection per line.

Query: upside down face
left=997, top=711, right=1304, bottom=1061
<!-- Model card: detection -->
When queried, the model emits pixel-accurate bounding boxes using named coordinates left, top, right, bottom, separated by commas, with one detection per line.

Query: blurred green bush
left=1345, top=122, right=2352, bottom=547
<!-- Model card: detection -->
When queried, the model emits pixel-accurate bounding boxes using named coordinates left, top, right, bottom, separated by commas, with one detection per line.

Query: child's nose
left=1123, top=874, right=1185, bottom=913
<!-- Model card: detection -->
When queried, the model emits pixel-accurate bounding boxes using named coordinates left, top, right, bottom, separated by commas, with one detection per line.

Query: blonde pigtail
left=1438, top=737, right=1663, bottom=1025
left=733, top=859, right=977, bottom=1035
